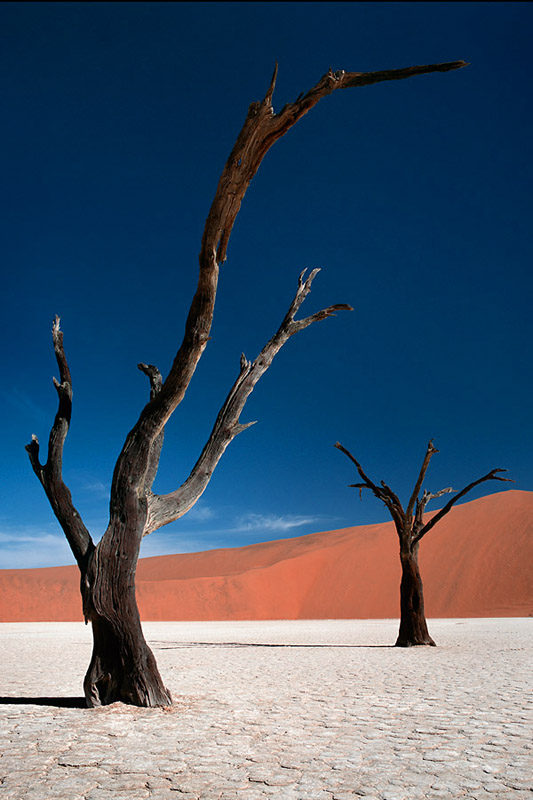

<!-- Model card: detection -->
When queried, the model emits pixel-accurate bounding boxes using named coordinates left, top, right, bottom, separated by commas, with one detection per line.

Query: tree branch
left=413, top=469, right=514, bottom=545
left=413, top=486, right=455, bottom=533
left=337, top=436, right=512, bottom=555
left=335, top=442, right=405, bottom=530
left=406, top=439, right=439, bottom=521
left=335, top=442, right=380, bottom=492
left=138, top=363, right=163, bottom=400
left=146, top=271, right=352, bottom=534
left=25, top=317, right=94, bottom=570
left=109, top=59, right=468, bottom=521
left=381, top=480, right=403, bottom=513
left=207, top=61, right=465, bottom=268
left=138, top=363, right=164, bottom=492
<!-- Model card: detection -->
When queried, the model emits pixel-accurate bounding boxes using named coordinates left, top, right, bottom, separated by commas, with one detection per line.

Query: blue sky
left=1, top=2, right=531, bottom=569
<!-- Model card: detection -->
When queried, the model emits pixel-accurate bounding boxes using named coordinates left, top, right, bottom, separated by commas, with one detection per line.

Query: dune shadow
left=0, top=696, right=86, bottom=708
left=153, top=642, right=393, bottom=649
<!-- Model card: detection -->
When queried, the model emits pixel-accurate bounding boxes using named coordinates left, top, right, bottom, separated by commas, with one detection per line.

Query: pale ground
left=0, top=619, right=531, bottom=800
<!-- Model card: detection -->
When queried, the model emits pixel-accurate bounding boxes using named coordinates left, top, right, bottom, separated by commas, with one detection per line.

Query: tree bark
left=82, top=607, right=170, bottom=707
left=395, top=545, right=436, bottom=647
left=80, top=528, right=171, bottom=707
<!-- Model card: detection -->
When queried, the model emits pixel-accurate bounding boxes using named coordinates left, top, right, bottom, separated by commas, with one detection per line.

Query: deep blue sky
left=1, top=3, right=531, bottom=568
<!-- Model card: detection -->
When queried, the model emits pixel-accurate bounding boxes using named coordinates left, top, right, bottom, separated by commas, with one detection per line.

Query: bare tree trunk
left=81, top=530, right=171, bottom=707
left=395, top=545, right=435, bottom=647
left=83, top=610, right=170, bottom=707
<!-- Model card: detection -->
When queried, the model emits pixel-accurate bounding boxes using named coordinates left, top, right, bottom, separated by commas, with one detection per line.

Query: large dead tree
left=335, top=440, right=512, bottom=646
left=27, top=61, right=466, bottom=708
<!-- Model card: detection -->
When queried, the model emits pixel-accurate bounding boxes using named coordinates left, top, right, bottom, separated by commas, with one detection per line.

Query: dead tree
left=26, top=61, right=467, bottom=708
left=335, top=440, right=512, bottom=647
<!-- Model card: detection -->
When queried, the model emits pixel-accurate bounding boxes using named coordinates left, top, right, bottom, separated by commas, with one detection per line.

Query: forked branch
left=25, top=317, right=94, bottom=568
left=146, top=270, right=352, bottom=534
left=334, top=442, right=405, bottom=529
left=336, top=440, right=513, bottom=551
left=413, top=468, right=514, bottom=545
left=414, top=486, right=455, bottom=531
left=138, top=363, right=164, bottom=492
left=406, top=439, right=439, bottom=521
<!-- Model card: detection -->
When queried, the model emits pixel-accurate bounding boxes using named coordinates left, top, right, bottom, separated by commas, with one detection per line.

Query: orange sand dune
left=0, top=490, right=531, bottom=622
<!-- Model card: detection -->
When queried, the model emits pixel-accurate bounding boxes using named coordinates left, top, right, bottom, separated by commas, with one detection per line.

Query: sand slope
left=1, top=489, right=531, bottom=621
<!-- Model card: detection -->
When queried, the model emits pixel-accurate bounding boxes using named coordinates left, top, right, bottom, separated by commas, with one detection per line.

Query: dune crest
left=1, top=490, right=531, bottom=621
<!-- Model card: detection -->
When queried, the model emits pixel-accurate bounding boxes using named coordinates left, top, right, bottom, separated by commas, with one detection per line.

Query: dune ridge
left=0, top=489, right=531, bottom=622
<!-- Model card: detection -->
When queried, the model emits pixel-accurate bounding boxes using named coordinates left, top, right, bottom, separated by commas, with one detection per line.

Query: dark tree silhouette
left=27, top=60, right=466, bottom=707
left=335, top=440, right=512, bottom=646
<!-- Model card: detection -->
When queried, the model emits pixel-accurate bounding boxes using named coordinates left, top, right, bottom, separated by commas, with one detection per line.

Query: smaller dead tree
left=335, top=440, right=512, bottom=646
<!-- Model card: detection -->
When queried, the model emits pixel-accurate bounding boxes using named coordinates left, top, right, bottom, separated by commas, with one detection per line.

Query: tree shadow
left=0, top=696, right=86, bottom=708
left=153, top=642, right=393, bottom=650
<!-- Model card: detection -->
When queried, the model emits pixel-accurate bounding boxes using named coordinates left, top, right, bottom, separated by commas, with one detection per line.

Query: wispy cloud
left=0, top=507, right=331, bottom=569
left=233, top=513, right=322, bottom=533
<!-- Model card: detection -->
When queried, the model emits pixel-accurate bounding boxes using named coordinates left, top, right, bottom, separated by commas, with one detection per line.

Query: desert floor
left=0, top=619, right=531, bottom=800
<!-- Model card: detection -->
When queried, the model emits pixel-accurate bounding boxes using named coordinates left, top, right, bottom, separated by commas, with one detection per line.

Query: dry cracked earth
left=0, top=618, right=531, bottom=799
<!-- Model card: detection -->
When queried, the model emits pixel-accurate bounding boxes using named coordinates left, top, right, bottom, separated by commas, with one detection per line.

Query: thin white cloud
left=139, top=510, right=324, bottom=559
left=233, top=513, right=321, bottom=533
left=0, top=508, right=331, bottom=568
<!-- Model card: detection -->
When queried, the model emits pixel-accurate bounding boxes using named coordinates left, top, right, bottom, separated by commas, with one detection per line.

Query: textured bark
left=335, top=440, right=512, bottom=646
left=27, top=61, right=467, bottom=706
left=396, top=546, right=435, bottom=647
left=81, top=546, right=170, bottom=707
left=25, top=318, right=94, bottom=572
